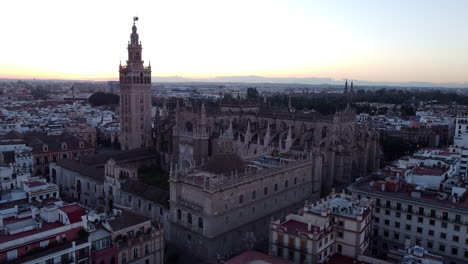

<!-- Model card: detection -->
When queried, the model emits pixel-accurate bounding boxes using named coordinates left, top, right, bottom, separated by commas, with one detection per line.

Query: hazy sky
left=1, top=0, right=467, bottom=83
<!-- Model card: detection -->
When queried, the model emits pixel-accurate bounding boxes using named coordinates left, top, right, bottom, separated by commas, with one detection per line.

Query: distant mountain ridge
left=151, top=75, right=468, bottom=89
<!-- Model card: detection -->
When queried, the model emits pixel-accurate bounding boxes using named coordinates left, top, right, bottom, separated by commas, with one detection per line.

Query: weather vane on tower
left=133, top=16, right=139, bottom=25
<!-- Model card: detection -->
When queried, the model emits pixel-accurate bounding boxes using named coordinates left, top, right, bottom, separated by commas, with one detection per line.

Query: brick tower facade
left=119, top=18, right=152, bottom=150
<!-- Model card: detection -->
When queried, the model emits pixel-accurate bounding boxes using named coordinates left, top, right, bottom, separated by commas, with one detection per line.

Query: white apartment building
left=269, top=193, right=374, bottom=263
left=454, top=114, right=468, bottom=148
left=349, top=175, right=468, bottom=264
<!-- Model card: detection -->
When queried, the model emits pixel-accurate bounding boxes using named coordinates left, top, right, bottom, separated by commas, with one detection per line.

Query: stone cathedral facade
left=119, top=19, right=153, bottom=150
left=153, top=102, right=381, bottom=262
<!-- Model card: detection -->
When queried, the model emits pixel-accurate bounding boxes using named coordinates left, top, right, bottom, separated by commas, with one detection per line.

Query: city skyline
left=1, top=0, right=467, bottom=84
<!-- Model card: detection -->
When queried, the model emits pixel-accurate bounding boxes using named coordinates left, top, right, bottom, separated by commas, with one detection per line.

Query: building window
left=418, top=207, right=424, bottom=215
left=453, top=236, right=459, bottom=242
left=198, top=217, right=204, bottom=229
left=285, top=180, right=288, bottom=188
left=417, top=227, right=422, bottom=233
left=239, top=195, right=244, bottom=204
left=406, top=224, right=411, bottom=231
left=252, top=191, right=256, bottom=200
left=427, top=241, right=433, bottom=248
left=385, top=209, right=390, bottom=215
left=145, top=244, right=149, bottom=254
left=187, top=213, right=192, bottom=224
left=338, top=231, right=343, bottom=238
left=274, top=184, right=278, bottom=192
left=418, top=217, right=423, bottom=223
left=429, top=230, right=434, bottom=236
left=264, top=187, right=268, bottom=195
left=122, top=253, right=127, bottom=264
left=133, top=248, right=138, bottom=259
left=442, top=212, right=448, bottom=221
left=338, top=220, right=344, bottom=227
left=294, top=177, right=297, bottom=184
left=429, top=219, right=435, bottom=225
left=394, top=233, right=399, bottom=240
left=177, top=209, right=181, bottom=220
left=396, top=212, right=401, bottom=218
left=384, top=220, right=389, bottom=225
left=441, top=222, right=447, bottom=228
left=441, top=233, right=446, bottom=239
left=406, top=214, right=412, bottom=220
left=452, top=248, right=458, bottom=255
left=383, top=230, right=389, bottom=237
left=454, top=225, right=460, bottom=231
left=277, top=247, right=283, bottom=257
left=395, top=222, right=400, bottom=228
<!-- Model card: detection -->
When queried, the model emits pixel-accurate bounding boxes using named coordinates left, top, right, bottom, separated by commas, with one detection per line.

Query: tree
left=246, top=87, right=259, bottom=102
left=88, top=92, right=119, bottom=106
left=31, top=88, right=50, bottom=100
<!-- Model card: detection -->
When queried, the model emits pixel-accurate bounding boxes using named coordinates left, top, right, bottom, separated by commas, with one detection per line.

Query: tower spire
left=119, top=17, right=152, bottom=150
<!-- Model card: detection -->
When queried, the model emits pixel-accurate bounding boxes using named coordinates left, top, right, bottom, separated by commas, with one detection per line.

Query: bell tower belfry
left=119, top=17, right=152, bottom=150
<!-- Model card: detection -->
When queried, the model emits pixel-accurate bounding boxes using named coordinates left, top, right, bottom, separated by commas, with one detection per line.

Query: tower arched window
left=177, top=209, right=181, bottom=220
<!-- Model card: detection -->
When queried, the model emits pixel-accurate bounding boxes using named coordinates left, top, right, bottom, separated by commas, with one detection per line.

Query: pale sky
left=1, top=0, right=467, bottom=83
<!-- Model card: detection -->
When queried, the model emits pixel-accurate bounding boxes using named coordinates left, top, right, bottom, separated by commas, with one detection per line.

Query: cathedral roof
left=204, top=154, right=244, bottom=174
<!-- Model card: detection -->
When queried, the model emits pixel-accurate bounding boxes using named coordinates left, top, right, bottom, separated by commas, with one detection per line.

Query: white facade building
left=269, top=193, right=374, bottom=263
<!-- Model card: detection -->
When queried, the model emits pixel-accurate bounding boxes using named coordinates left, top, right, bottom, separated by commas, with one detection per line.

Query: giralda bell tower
left=119, top=17, right=152, bottom=150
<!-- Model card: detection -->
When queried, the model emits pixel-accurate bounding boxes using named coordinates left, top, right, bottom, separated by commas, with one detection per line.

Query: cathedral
left=154, top=101, right=381, bottom=194
left=153, top=101, right=381, bottom=262
left=119, top=17, right=153, bottom=150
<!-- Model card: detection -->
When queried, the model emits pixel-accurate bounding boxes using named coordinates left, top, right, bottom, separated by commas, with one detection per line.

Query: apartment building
left=349, top=176, right=468, bottom=264
left=269, top=193, right=374, bottom=263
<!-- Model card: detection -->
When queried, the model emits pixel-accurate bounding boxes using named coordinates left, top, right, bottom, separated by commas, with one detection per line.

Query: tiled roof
left=223, top=250, right=292, bottom=264
left=121, top=180, right=169, bottom=208
left=77, top=148, right=156, bottom=166
left=22, top=131, right=93, bottom=154
left=24, top=181, right=47, bottom=188
left=55, top=159, right=104, bottom=182
left=413, top=166, right=445, bottom=176
left=60, top=204, right=86, bottom=224
left=107, top=211, right=151, bottom=231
